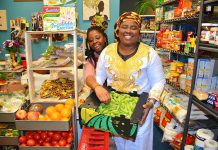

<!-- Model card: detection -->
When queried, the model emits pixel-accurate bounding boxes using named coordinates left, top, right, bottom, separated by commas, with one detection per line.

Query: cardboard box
left=79, top=91, right=148, bottom=140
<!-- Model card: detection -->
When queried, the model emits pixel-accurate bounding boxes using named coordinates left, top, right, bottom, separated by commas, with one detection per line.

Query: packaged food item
left=190, top=34, right=196, bottom=53
left=176, top=62, right=184, bottom=74
left=180, top=42, right=186, bottom=52
left=193, top=90, right=208, bottom=100
left=170, top=72, right=179, bottom=85
left=179, top=74, right=186, bottom=90
left=209, top=26, right=218, bottom=44
left=170, top=62, right=177, bottom=71
left=185, top=41, right=191, bottom=53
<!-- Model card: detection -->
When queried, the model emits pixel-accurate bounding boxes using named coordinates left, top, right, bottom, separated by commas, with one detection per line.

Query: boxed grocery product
left=79, top=91, right=148, bottom=140
left=197, top=59, right=206, bottom=78
left=195, top=78, right=203, bottom=91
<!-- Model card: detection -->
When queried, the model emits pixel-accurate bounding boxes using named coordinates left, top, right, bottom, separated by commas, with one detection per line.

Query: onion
left=29, top=104, right=43, bottom=113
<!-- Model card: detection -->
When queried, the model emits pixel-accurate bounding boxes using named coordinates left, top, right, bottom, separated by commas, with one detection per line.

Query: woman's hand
left=139, top=100, right=154, bottom=126
left=94, top=86, right=111, bottom=104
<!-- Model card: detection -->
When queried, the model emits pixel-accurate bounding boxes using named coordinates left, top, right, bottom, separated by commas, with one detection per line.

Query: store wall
left=0, top=0, right=120, bottom=60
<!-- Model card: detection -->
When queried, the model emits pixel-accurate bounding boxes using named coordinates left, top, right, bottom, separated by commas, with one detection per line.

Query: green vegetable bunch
left=97, top=91, right=138, bottom=119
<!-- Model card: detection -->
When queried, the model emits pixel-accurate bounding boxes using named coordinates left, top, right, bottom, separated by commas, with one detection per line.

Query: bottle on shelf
left=5, top=54, right=12, bottom=71
left=204, top=4, right=214, bottom=14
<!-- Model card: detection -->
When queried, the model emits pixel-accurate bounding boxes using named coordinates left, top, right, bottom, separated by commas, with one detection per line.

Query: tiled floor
left=109, top=124, right=171, bottom=150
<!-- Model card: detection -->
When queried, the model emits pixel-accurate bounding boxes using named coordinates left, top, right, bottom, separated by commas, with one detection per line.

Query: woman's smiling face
left=118, top=19, right=140, bottom=46
left=88, top=30, right=106, bottom=53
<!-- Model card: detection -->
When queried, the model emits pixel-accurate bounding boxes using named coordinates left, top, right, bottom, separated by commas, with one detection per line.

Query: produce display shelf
left=157, top=48, right=195, bottom=57
left=19, top=146, right=72, bottom=150
left=157, top=14, right=199, bottom=24
left=192, top=96, right=218, bottom=120
left=15, top=120, right=71, bottom=131
left=0, top=112, right=16, bottom=123
left=0, top=68, right=24, bottom=73
left=0, top=102, right=29, bottom=122
left=15, top=103, right=72, bottom=131
left=156, top=0, right=178, bottom=7
left=204, top=0, right=218, bottom=4
left=0, top=136, right=19, bottom=145
left=199, top=43, right=218, bottom=52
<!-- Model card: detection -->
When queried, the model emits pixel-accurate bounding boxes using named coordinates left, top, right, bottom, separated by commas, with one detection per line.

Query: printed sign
left=43, top=6, right=76, bottom=31
left=0, top=10, right=7, bottom=30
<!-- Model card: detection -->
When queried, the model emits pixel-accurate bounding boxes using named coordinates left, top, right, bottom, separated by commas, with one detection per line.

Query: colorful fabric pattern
left=114, top=11, right=142, bottom=39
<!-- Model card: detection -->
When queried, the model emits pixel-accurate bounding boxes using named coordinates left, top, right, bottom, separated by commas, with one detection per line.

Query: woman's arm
left=85, top=56, right=110, bottom=103
left=139, top=47, right=166, bottom=125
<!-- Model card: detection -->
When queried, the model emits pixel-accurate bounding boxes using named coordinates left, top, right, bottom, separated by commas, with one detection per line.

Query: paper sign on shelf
left=42, top=6, right=76, bottom=31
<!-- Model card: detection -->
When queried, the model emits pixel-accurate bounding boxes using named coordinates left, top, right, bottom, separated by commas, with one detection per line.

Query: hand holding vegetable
left=94, top=85, right=110, bottom=104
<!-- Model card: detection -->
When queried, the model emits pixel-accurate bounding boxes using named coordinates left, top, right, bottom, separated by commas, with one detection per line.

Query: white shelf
left=30, top=66, right=75, bottom=71
left=140, top=15, right=155, bottom=17
left=140, top=30, right=159, bottom=33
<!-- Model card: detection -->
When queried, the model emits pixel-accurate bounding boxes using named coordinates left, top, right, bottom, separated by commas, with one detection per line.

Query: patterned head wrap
left=114, top=11, right=141, bottom=40
left=91, top=15, right=108, bottom=31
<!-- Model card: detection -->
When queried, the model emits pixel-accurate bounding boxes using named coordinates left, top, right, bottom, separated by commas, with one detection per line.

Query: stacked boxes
left=194, top=58, right=218, bottom=92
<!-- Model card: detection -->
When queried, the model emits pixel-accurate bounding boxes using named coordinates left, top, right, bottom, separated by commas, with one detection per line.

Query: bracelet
left=147, top=98, right=156, bottom=107
left=93, top=84, right=101, bottom=91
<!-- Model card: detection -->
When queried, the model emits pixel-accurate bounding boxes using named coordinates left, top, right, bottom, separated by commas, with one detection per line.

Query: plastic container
left=179, top=74, right=186, bottom=90
left=78, top=127, right=109, bottom=150
left=5, top=54, right=12, bottom=70
left=170, top=72, right=179, bottom=84
left=209, top=27, right=218, bottom=44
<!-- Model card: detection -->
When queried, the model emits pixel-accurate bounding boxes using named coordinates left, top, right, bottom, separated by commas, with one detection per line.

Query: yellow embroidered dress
left=96, top=42, right=165, bottom=150
left=96, top=42, right=165, bottom=100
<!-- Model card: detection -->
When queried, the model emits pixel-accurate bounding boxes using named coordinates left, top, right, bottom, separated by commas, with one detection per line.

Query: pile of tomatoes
left=19, top=127, right=73, bottom=147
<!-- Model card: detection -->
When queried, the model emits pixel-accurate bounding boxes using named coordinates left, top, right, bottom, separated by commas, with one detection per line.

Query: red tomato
left=61, top=132, right=68, bottom=138
left=33, top=133, right=41, bottom=140
left=65, top=143, right=71, bottom=147
left=35, top=143, right=40, bottom=146
left=20, top=143, right=26, bottom=146
left=27, top=139, right=36, bottom=146
left=38, top=139, right=44, bottom=146
left=51, top=140, right=58, bottom=146
left=19, top=136, right=27, bottom=144
left=45, top=137, right=51, bottom=142
left=47, top=131, right=54, bottom=137
left=40, top=132, right=47, bottom=140
left=59, top=139, right=67, bottom=146
left=54, top=143, right=60, bottom=147
left=67, top=137, right=73, bottom=144
left=53, top=133, right=61, bottom=141
left=68, top=132, right=73, bottom=138
left=26, top=134, right=33, bottom=139
left=43, top=142, right=52, bottom=146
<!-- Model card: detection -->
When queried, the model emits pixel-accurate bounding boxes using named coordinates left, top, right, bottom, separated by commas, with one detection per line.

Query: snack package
left=162, top=119, right=183, bottom=142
